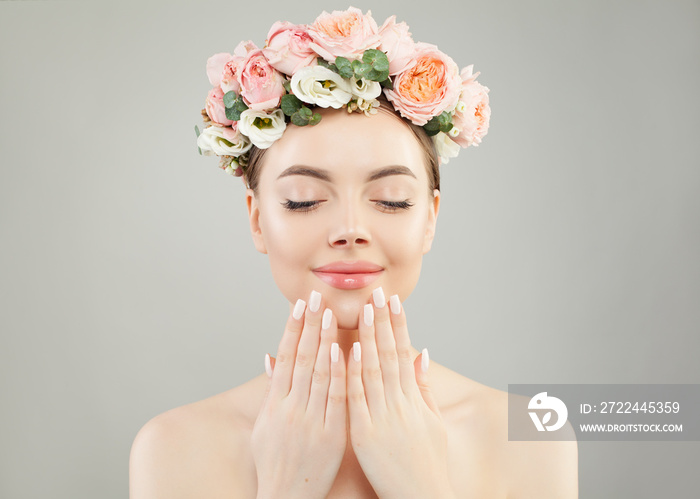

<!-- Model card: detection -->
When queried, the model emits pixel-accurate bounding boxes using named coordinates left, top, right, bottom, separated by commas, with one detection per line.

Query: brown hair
left=243, top=95, right=440, bottom=195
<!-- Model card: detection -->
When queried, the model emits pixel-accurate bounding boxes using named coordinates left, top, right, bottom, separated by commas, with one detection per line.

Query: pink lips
left=312, top=261, right=384, bottom=290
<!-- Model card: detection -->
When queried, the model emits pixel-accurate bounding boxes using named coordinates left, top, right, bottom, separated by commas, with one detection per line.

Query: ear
left=246, top=188, right=267, bottom=254
left=422, top=189, right=441, bottom=254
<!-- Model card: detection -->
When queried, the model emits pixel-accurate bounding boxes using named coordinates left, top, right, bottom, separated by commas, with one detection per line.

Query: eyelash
left=281, top=199, right=414, bottom=213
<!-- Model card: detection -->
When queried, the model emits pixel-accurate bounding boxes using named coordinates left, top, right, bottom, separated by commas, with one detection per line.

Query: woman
left=130, top=7, right=578, bottom=498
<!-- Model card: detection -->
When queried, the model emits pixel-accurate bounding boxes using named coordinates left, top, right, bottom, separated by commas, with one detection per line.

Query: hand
left=251, top=290, right=347, bottom=499
left=346, top=287, right=454, bottom=499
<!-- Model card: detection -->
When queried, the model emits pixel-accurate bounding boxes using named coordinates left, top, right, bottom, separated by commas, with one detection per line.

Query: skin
left=129, top=107, right=579, bottom=498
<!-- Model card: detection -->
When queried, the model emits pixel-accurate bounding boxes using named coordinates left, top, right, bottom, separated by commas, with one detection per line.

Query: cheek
left=258, top=208, right=322, bottom=302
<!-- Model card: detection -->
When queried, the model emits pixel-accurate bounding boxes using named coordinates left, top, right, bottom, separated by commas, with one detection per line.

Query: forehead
left=258, top=108, right=429, bottom=187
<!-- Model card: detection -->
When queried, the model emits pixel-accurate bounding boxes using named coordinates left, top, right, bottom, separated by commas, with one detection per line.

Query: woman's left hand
left=347, top=287, right=456, bottom=499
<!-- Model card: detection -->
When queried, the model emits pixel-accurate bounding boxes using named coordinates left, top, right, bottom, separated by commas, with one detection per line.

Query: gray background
left=1, top=0, right=698, bottom=497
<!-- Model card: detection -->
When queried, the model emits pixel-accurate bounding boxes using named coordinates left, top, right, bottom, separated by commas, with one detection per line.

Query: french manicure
left=353, top=342, right=361, bottom=362
left=293, top=299, right=306, bottom=320
left=309, top=290, right=321, bottom=313
left=322, top=308, right=332, bottom=330
left=265, top=353, right=272, bottom=378
left=390, top=294, right=401, bottom=315
left=372, top=287, right=386, bottom=308
left=364, top=303, right=374, bottom=327
left=331, top=342, right=339, bottom=363
left=421, top=347, right=429, bottom=373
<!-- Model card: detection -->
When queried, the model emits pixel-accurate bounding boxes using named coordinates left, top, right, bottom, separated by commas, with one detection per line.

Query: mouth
left=312, top=261, right=384, bottom=290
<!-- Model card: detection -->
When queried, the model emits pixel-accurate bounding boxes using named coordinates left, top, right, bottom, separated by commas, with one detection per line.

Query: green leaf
left=365, top=68, right=389, bottom=82
left=223, top=91, right=237, bottom=108
left=299, top=106, right=313, bottom=119
left=194, top=125, right=202, bottom=155
left=226, top=97, right=249, bottom=121
left=423, top=115, right=441, bottom=136
left=363, top=49, right=389, bottom=72
left=351, top=60, right=372, bottom=79
left=335, top=57, right=354, bottom=78
left=379, top=77, right=393, bottom=90
left=317, top=57, right=339, bottom=74
left=283, top=80, right=292, bottom=93
left=309, top=113, right=322, bottom=125
left=225, top=107, right=238, bottom=121
left=291, top=112, right=310, bottom=126
left=281, top=94, right=303, bottom=116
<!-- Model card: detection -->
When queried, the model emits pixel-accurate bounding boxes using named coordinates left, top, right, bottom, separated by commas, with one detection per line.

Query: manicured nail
left=421, top=347, right=429, bottom=373
left=363, top=303, right=374, bottom=327
left=331, top=342, right=339, bottom=363
left=390, top=294, right=401, bottom=315
left=309, top=290, right=321, bottom=312
left=264, top=353, right=272, bottom=378
left=322, top=308, right=332, bottom=330
left=293, top=299, right=306, bottom=320
left=372, top=287, right=385, bottom=308
left=353, top=342, right=361, bottom=362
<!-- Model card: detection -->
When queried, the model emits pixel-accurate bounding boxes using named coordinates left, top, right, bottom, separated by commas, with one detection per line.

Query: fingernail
left=309, top=290, right=321, bottom=312
left=353, top=342, right=361, bottom=362
left=293, top=299, right=306, bottom=320
left=264, top=353, right=272, bottom=378
left=322, top=308, right=332, bottom=330
left=421, top=347, right=429, bottom=373
left=331, top=342, right=339, bottom=363
left=363, top=303, right=374, bottom=327
left=390, top=294, right=401, bottom=315
left=372, top=287, right=385, bottom=308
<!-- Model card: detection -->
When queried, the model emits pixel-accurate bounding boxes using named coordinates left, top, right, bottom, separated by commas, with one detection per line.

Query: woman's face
left=246, top=107, right=440, bottom=330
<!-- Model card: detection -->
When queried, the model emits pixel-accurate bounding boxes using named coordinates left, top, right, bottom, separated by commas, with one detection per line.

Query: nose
left=328, top=199, right=371, bottom=248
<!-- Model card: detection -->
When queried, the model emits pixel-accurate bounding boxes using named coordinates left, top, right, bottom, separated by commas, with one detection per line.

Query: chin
left=324, top=292, right=369, bottom=330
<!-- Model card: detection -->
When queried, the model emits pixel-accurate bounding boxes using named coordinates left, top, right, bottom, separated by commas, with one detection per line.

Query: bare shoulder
left=129, top=376, right=265, bottom=499
left=440, top=371, right=578, bottom=499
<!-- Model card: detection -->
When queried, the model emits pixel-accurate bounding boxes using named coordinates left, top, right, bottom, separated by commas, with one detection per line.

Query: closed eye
left=374, top=200, right=414, bottom=212
left=281, top=199, right=413, bottom=213
left=281, top=199, right=323, bottom=213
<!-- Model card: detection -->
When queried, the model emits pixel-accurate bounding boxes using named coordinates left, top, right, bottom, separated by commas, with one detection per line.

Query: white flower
left=290, top=65, right=353, bottom=109
left=350, top=77, right=381, bottom=101
left=238, top=108, right=287, bottom=149
left=432, top=131, right=461, bottom=164
left=197, top=124, right=252, bottom=157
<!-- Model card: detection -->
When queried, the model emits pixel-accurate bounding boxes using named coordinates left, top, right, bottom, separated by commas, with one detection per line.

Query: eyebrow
left=277, top=165, right=417, bottom=182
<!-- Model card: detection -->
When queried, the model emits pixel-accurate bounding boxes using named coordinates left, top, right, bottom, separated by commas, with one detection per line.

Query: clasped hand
left=250, top=287, right=454, bottom=499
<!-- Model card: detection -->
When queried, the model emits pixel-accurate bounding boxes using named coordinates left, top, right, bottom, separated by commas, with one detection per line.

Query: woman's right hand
left=250, top=290, right=347, bottom=499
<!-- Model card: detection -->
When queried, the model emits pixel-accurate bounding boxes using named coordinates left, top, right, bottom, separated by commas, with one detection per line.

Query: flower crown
left=195, top=6, right=491, bottom=177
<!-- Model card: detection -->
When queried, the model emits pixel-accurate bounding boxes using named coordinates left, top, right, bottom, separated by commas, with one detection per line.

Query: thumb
left=413, top=348, right=440, bottom=417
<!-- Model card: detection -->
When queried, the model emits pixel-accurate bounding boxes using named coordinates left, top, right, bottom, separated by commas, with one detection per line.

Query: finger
left=289, top=290, right=325, bottom=404
left=347, top=341, right=371, bottom=427
left=358, top=299, right=386, bottom=416
left=307, top=308, right=336, bottom=417
left=324, top=340, right=347, bottom=431
left=269, top=297, right=307, bottom=400
left=388, top=294, right=421, bottom=399
left=414, top=348, right=441, bottom=417
left=371, top=287, right=402, bottom=405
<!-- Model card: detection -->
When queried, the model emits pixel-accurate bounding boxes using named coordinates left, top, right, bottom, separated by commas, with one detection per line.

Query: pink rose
left=307, top=7, right=381, bottom=62
left=451, top=65, right=491, bottom=147
left=262, top=21, right=317, bottom=75
left=383, top=42, right=462, bottom=126
left=205, top=86, right=233, bottom=126
left=205, top=41, right=260, bottom=95
left=206, top=53, right=243, bottom=94
left=237, top=49, right=286, bottom=111
left=378, top=15, right=417, bottom=76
